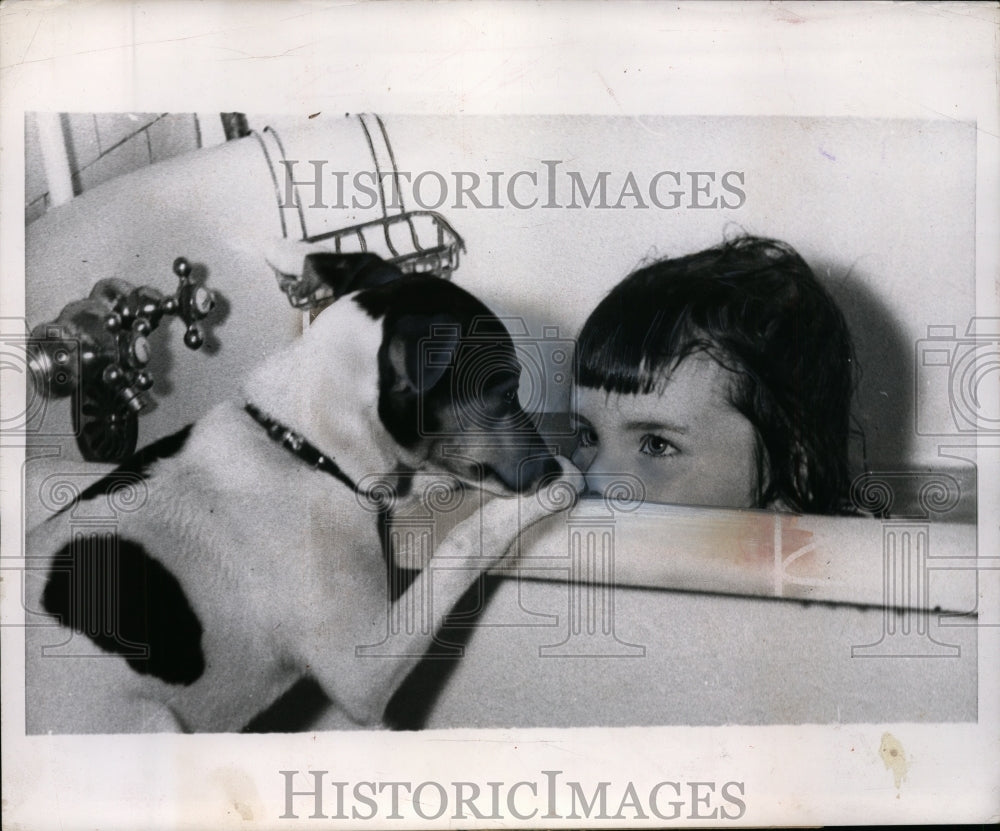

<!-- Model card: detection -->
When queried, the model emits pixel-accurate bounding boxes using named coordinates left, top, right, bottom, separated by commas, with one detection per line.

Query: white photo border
left=2, top=1, right=998, bottom=827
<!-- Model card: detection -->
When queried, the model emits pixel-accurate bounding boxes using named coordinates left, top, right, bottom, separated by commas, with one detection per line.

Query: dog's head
left=256, top=249, right=560, bottom=495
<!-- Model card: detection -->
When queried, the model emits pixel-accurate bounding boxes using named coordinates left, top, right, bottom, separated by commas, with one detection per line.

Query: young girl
left=572, top=234, right=857, bottom=515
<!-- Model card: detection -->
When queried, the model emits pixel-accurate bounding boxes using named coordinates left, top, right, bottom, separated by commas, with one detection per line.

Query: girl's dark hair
left=575, top=235, right=856, bottom=514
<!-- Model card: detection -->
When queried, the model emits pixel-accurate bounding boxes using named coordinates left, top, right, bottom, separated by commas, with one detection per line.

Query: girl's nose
left=582, top=457, right=647, bottom=506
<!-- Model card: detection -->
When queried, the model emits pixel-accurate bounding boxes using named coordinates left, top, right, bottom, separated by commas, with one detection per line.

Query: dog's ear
left=386, top=314, right=461, bottom=394
left=302, top=252, right=404, bottom=299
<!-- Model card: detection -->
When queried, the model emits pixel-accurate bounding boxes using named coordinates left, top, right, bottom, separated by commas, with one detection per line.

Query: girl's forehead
left=577, top=355, right=741, bottom=425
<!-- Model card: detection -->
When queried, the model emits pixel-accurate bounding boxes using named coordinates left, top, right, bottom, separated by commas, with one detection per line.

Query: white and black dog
left=25, top=251, right=581, bottom=733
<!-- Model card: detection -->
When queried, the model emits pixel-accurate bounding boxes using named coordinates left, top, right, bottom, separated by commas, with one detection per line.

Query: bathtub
left=20, top=114, right=981, bottom=730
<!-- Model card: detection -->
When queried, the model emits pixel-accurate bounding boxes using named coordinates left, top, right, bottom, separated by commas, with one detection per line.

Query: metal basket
left=312, top=207, right=463, bottom=272
left=254, top=115, right=466, bottom=311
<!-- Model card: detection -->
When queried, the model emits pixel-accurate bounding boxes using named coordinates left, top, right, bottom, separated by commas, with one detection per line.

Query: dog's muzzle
left=488, top=452, right=562, bottom=494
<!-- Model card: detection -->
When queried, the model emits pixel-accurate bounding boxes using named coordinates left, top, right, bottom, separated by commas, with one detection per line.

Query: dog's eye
left=578, top=426, right=598, bottom=448
left=503, top=388, right=519, bottom=405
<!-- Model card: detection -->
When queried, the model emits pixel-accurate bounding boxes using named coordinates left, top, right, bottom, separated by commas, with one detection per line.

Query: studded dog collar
left=244, top=402, right=361, bottom=494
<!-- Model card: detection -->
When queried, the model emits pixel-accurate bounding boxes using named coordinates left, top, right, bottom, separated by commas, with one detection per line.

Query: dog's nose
left=516, top=454, right=562, bottom=493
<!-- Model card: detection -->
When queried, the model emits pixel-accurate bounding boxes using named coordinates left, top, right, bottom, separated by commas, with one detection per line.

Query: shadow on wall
left=822, top=260, right=977, bottom=522
left=141, top=261, right=232, bottom=410
left=818, top=257, right=913, bottom=473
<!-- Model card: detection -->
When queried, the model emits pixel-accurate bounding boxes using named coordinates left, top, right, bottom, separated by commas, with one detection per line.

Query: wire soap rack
left=254, top=114, right=466, bottom=312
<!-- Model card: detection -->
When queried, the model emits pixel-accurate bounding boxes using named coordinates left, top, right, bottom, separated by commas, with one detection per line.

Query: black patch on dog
left=302, top=252, right=405, bottom=298
left=354, top=277, right=514, bottom=450
left=376, top=506, right=420, bottom=602
left=41, top=536, right=205, bottom=685
left=50, top=425, right=194, bottom=520
left=242, top=677, right=331, bottom=733
left=384, top=575, right=501, bottom=730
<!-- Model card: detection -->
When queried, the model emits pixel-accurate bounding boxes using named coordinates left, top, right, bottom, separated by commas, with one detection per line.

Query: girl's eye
left=639, top=434, right=678, bottom=458
left=578, top=426, right=598, bottom=448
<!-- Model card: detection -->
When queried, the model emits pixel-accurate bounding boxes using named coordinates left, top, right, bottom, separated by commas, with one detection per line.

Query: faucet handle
left=173, top=257, right=215, bottom=350
left=27, top=257, right=218, bottom=462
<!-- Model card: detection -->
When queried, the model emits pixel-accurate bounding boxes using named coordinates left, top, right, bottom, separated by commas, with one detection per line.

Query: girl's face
left=572, top=355, right=761, bottom=509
